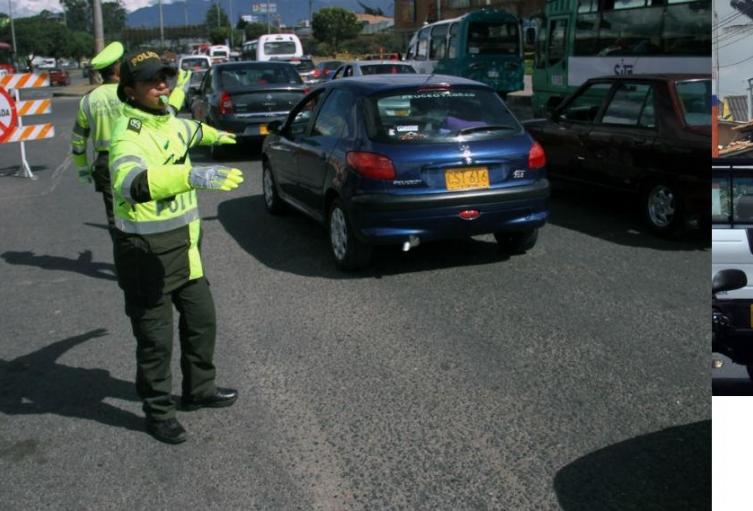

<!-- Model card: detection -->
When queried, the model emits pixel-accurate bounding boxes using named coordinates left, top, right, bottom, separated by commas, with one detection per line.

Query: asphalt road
left=0, top=96, right=710, bottom=510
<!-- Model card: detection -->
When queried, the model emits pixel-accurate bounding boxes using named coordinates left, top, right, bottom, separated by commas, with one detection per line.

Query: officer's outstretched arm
left=111, top=147, right=243, bottom=203
left=72, top=98, right=92, bottom=184
left=174, top=119, right=236, bottom=148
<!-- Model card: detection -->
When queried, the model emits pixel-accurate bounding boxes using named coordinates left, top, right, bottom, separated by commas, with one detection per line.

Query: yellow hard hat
left=91, top=41, right=124, bottom=70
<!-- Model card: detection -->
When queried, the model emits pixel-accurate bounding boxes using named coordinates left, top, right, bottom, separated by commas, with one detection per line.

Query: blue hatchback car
left=261, top=74, right=549, bottom=270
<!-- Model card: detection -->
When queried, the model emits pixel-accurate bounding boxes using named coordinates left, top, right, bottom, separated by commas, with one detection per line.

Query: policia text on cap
left=109, top=50, right=243, bottom=444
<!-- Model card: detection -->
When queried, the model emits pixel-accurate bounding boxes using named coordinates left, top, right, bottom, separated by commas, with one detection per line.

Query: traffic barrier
left=5, top=123, right=54, bottom=142
left=15, top=99, right=52, bottom=116
left=0, top=72, right=53, bottom=179
left=0, top=72, right=50, bottom=90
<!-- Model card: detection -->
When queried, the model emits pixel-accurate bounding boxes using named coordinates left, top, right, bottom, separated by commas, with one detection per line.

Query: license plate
left=445, top=166, right=490, bottom=191
left=488, top=70, right=499, bottom=78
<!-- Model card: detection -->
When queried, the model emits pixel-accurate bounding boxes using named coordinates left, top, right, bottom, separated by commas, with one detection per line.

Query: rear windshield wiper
left=457, top=125, right=517, bottom=136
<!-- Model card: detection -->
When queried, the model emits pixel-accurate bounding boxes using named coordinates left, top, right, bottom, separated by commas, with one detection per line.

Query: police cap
left=117, top=49, right=177, bottom=102
left=90, top=41, right=124, bottom=70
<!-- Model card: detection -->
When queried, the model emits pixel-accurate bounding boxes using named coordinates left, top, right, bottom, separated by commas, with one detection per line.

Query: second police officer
left=109, top=49, right=243, bottom=444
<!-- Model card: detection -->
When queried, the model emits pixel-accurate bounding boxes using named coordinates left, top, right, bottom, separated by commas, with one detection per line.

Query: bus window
left=663, top=1, right=711, bottom=55
left=578, top=0, right=598, bottom=13
left=416, top=28, right=430, bottom=60
left=535, top=24, right=547, bottom=69
left=547, top=19, right=568, bottom=66
left=448, top=23, right=459, bottom=59
left=598, top=7, right=662, bottom=56
left=467, top=21, right=518, bottom=55
left=574, top=13, right=599, bottom=55
left=430, top=24, right=449, bottom=60
left=614, top=0, right=647, bottom=9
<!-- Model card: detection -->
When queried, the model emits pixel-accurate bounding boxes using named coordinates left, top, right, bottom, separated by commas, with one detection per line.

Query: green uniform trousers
left=125, top=277, right=217, bottom=420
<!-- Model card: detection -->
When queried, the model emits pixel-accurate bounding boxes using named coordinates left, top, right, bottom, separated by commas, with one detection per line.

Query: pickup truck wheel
left=643, top=181, right=683, bottom=235
left=495, top=228, right=538, bottom=254
left=329, top=199, right=372, bottom=271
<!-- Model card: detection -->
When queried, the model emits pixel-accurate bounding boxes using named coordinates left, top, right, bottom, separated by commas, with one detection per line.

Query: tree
left=68, top=31, right=95, bottom=61
left=61, top=0, right=91, bottom=32
left=61, top=0, right=126, bottom=38
left=244, top=22, right=271, bottom=40
left=205, top=4, right=230, bottom=29
left=312, top=7, right=362, bottom=54
left=102, top=1, right=127, bottom=38
left=209, top=27, right=229, bottom=45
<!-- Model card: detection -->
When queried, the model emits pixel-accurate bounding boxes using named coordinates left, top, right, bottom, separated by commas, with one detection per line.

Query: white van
left=713, top=159, right=753, bottom=300
left=241, top=33, right=303, bottom=62
left=209, top=45, right=230, bottom=64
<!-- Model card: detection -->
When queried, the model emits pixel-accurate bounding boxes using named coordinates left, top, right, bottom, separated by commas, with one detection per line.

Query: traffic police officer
left=72, top=41, right=124, bottom=236
left=109, top=49, right=243, bottom=444
left=72, top=43, right=193, bottom=238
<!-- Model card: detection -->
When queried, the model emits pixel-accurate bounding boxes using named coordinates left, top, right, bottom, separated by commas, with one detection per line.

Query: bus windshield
left=467, top=22, right=519, bottom=56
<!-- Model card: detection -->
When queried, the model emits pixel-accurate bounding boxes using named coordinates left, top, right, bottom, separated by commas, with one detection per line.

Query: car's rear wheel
left=643, top=181, right=683, bottom=235
left=494, top=228, right=539, bottom=254
left=329, top=199, right=372, bottom=271
left=262, top=162, right=285, bottom=214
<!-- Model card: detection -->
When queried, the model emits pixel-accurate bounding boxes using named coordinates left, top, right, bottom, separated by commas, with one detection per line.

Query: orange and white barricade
left=0, top=72, right=53, bottom=179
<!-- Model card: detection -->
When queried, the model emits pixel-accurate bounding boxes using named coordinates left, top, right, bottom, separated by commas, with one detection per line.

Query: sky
left=716, top=0, right=753, bottom=98
left=1, top=0, right=157, bottom=18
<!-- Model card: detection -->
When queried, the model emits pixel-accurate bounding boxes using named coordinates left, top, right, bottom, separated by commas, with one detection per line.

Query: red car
left=48, top=68, right=70, bottom=86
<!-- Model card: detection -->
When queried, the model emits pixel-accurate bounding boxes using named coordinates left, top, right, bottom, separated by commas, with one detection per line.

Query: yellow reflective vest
left=109, top=103, right=224, bottom=296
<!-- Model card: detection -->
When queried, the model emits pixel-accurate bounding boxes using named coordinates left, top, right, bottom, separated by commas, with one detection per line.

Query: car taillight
left=303, top=87, right=310, bottom=95
left=311, top=69, right=321, bottom=78
left=528, top=141, right=546, bottom=169
left=346, top=152, right=396, bottom=180
left=219, top=90, right=233, bottom=115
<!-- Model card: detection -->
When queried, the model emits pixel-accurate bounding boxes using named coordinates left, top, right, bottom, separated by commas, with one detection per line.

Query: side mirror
left=267, top=120, right=283, bottom=134
left=713, top=269, right=748, bottom=295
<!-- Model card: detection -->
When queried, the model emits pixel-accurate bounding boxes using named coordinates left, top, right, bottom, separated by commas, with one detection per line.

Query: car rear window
left=290, top=60, right=314, bottom=72
left=676, top=79, right=710, bottom=127
left=364, top=87, right=523, bottom=144
left=182, top=58, right=209, bottom=69
left=322, top=61, right=342, bottom=71
left=360, top=64, right=416, bottom=75
left=219, top=65, right=302, bottom=89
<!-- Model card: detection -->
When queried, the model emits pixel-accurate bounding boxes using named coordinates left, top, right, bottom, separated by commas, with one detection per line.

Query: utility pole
left=184, top=1, right=189, bottom=26
left=92, top=0, right=105, bottom=53
left=216, top=2, right=221, bottom=27
left=8, top=0, right=17, bottom=64
left=267, top=0, right=270, bottom=33
left=159, top=0, right=165, bottom=48
left=228, top=0, right=234, bottom=47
